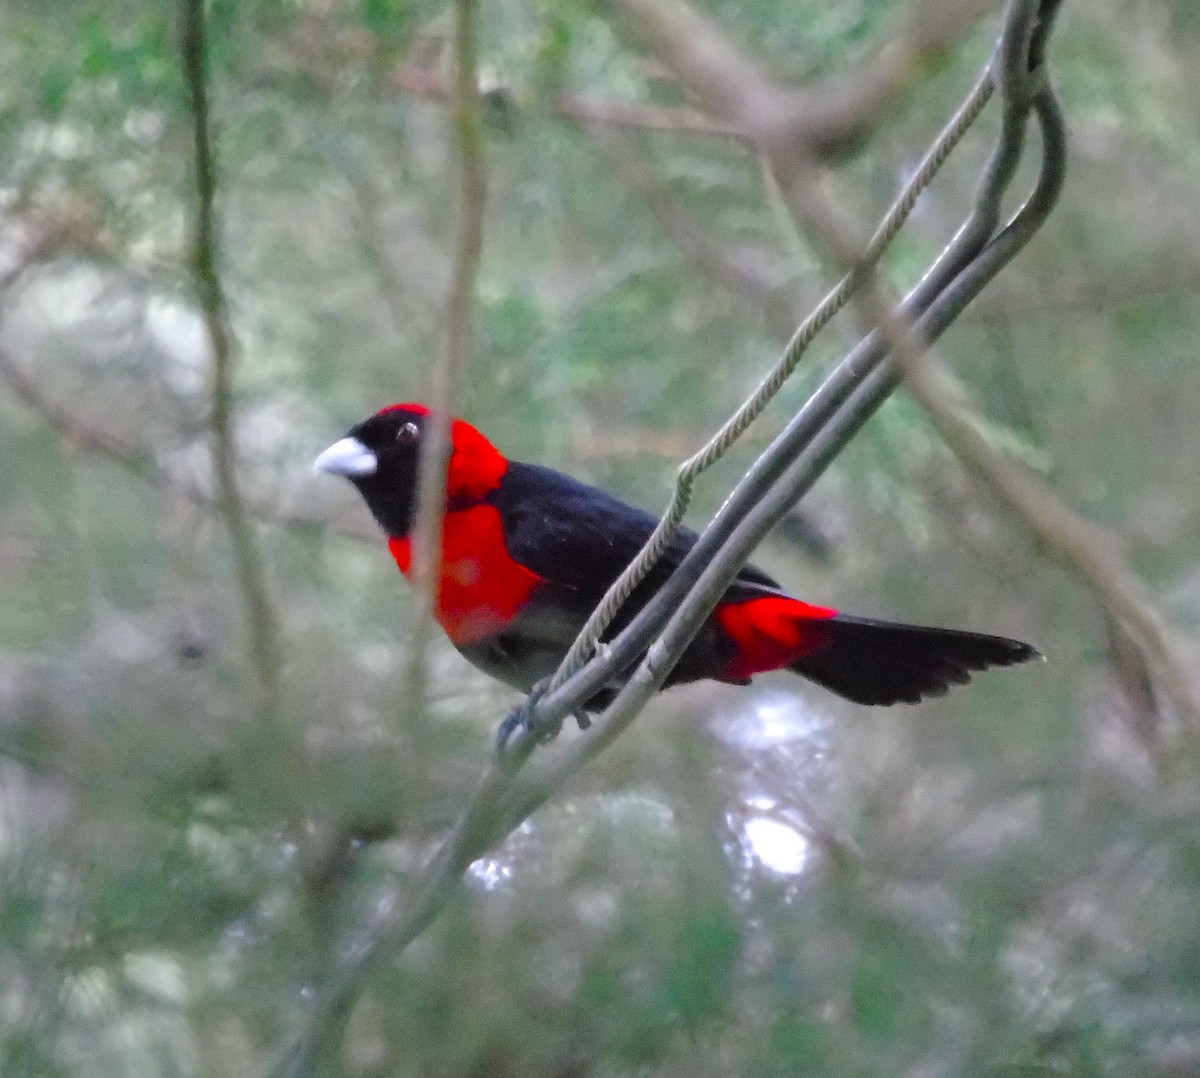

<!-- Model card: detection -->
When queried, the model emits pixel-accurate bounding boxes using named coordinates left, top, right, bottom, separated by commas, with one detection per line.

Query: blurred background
left=2, top=0, right=1200, bottom=1074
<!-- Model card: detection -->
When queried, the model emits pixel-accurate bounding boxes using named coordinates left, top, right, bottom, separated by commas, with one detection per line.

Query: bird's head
left=314, top=403, right=507, bottom=537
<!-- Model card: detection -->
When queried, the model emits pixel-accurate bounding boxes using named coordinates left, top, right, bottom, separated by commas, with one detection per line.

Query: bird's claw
left=495, top=681, right=591, bottom=756
left=496, top=683, right=561, bottom=755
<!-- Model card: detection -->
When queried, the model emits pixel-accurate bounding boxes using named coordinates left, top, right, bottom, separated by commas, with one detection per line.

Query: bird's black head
left=314, top=404, right=433, bottom=536
left=314, top=403, right=508, bottom=538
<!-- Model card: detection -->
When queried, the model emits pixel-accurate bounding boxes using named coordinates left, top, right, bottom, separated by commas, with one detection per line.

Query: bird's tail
left=789, top=614, right=1040, bottom=705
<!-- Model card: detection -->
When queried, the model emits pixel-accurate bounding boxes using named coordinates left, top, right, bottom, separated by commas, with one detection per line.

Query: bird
left=315, top=403, right=1039, bottom=733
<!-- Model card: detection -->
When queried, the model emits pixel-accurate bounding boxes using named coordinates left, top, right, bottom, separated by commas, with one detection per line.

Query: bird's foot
left=495, top=680, right=591, bottom=756
left=496, top=681, right=560, bottom=754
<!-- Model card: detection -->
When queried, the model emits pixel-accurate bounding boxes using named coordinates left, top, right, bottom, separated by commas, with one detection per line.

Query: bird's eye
left=396, top=421, right=420, bottom=445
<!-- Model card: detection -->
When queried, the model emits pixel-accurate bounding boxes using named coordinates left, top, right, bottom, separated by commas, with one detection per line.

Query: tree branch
left=754, top=1, right=1197, bottom=736
left=181, top=0, right=281, bottom=718
left=589, top=127, right=786, bottom=308
left=401, top=0, right=488, bottom=703
left=604, top=0, right=1004, bottom=160
left=900, top=354, right=1200, bottom=733
left=393, top=0, right=1000, bottom=160
left=0, top=338, right=380, bottom=544
left=392, top=65, right=744, bottom=140
left=274, top=1, right=489, bottom=1066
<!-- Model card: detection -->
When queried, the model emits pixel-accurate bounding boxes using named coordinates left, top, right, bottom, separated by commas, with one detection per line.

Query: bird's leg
left=495, top=679, right=591, bottom=754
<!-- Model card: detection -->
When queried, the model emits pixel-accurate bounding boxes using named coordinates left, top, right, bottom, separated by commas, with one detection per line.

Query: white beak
left=314, top=437, right=378, bottom=477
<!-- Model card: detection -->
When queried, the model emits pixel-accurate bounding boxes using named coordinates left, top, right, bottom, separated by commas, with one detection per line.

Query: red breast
left=388, top=503, right=545, bottom=646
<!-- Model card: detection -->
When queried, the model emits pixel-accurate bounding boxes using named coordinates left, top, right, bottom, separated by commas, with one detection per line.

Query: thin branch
left=275, top=2, right=488, bottom=1065
left=181, top=0, right=281, bottom=717
left=393, top=65, right=743, bottom=140
left=901, top=355, right=1200, bottom=732
left=393, top=0, right=1000, bottom=159
left=0, top=342, right=380, bottom=543
left=757, top=0, right=1195, bottom=733
left=604, top=0, right=1003, bottom=160
left=590, top=127, right=785, bottom=306
left=401, top=0, right=487, bottom=700
left=0, top=347, right=154, bottom=474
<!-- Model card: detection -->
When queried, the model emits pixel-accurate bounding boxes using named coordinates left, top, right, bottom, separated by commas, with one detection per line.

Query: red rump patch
left=388, top=504, right=544, bottom=646
left=716, top=596, right=837, bottom=681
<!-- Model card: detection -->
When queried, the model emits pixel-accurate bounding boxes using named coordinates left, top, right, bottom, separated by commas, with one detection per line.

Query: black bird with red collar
left=315, top=404, right=1038, bottom=723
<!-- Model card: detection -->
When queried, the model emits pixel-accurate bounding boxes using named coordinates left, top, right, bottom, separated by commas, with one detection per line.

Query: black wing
left=489, top=461, right=782, bottom=615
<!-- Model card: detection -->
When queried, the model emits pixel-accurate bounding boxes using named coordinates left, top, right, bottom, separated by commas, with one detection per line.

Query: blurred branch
left=0, top=346, right=155, bottom=476
left=0, top=340, right=379, bottom=543
left=756, top=3, right=1199, bottom=734
left=604, top=0, right=1002, bottom=160
left=779, top=161, right=1200, bottom=742
left=0, top=220, right=160, bottom=474
left=393, top=0, right=999, bottom=158
left=0, top=205, right=376, bottom=545
left=589, top=128, right=790, bottom=323
left=181, top=0, right=281, bottom=718
left=402, top=0, right=487, bottom=701
left=900, top=353, right=1200, bottom=733
left=593, top=129, right=1200, bottom=347
left=1101, top=613, right=1162, bottom=750
left=0, top=206, right=98, bottom=293
left=341, top=168, right=427, bottom=340
left=968, top=266, right=1200, bottom=321
left=393, top=65, right=743, bottom=140
left=276, top=4, right=491, bottom=1059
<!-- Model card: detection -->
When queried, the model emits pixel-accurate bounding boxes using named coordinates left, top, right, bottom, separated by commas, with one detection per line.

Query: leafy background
left=2, top=0, right=1200, bottom=1075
